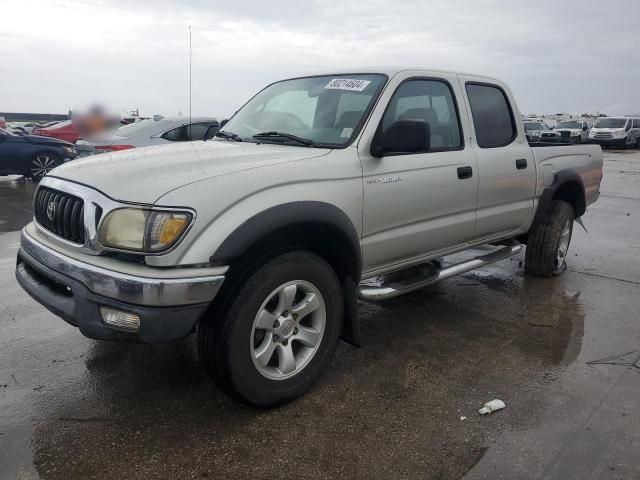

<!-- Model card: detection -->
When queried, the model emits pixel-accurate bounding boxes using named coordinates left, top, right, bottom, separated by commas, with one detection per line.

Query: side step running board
left=358, top=243, right=522, bottom=301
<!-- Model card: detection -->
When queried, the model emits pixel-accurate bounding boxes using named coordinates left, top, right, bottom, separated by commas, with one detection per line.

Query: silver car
left=76, top=116, right=220, bottom=157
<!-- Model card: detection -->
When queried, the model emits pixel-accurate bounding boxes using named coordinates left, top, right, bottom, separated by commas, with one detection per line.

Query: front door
left=359, top=74, right=479, bottom=274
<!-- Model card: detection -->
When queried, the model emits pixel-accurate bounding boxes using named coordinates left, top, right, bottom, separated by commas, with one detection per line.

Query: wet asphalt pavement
left=1, top=151, right=639, bottom=479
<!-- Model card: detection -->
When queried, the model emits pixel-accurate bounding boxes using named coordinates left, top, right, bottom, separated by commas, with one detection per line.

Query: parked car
left=16, top=68, right=603, bottom=406
left=31, top=120, right=80, bottom=144
left=589, top=117, right=640, bottom=149
left=554, top=120, right=590, bottom=143
left=0, top=128, right=77, bottom=178
left=7, top=126, right=29, bottom=136
left=524, top=121, right=560, bottom=143
left=75, top=116, right=220, bottom=157
left=8, top=122, right=41, bottom=134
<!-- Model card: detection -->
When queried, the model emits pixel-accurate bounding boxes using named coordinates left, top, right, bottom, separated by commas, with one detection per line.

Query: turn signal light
left=100, top=307, right=140, bottom=332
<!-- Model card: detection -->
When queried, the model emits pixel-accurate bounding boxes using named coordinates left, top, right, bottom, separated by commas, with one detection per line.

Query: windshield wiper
left=253, top=131, right=315, bottom=147
left=214, top=130, right=243, bottom=142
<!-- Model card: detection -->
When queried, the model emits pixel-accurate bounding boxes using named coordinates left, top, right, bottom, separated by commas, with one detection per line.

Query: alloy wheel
left=250, top=280, right=326, bottom=380
left=31, top=155, right=57, bottom=178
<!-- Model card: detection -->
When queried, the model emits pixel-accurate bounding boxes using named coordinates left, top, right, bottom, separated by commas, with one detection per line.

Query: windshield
left=557, top=121, right=581, bottom=129
left=524, top=122, right=544, bottom=131
left=594, top=118, right=627, bottom=129
left=220, top=74, right=387, bottom=147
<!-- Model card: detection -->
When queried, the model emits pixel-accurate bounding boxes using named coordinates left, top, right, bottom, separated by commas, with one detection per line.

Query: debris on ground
left=460, top=416, right=467, bottom=421
left=478, top=399, right=506, bottom=415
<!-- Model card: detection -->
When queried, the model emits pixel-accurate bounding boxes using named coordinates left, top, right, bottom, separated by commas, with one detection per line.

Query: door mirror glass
left=371, top=120, right=430, bottom=157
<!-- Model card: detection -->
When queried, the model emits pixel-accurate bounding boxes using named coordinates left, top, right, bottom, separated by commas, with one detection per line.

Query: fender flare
left=210, top=201, right=361, bottom=274
left=530, top=170, right=586, bottom=233
left=209, top=201, right=363, bottom=347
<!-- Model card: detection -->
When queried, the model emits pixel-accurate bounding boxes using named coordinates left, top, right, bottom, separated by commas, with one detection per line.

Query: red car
left=32, top=120, right=79, bottom=144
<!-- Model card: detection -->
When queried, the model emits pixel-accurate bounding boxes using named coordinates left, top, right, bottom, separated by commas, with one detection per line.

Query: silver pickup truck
left=16, top=68, right=603, bottom=406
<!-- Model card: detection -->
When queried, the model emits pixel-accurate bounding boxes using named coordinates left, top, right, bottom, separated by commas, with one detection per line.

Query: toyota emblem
left=46, top=201, right=56, bottom=221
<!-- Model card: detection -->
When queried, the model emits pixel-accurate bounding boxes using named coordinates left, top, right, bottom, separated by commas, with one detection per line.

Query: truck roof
left=305, top=66, right=501, bottom=83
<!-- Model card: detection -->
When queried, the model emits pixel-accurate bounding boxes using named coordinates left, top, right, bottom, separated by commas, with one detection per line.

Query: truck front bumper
left=15, top=228, right=225, bottom=343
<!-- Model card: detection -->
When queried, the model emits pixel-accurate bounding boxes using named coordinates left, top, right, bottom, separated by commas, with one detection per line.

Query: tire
left=198, top=250, right=343, bottom=407
left=525, top=200, right=574, bottom=277
left=30, top=152, right=61, bottom=180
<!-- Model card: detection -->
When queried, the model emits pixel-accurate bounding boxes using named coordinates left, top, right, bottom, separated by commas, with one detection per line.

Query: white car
left=589, top=117, right=640, bottom=149
left=554, top=120, right=590, bottom=143
left=7, top=122, right=41, bottom=134
left=75, top=116, right=220, bottom=157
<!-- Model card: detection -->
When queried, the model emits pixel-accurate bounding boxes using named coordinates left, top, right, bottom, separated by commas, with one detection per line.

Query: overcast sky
left=2, top=0, right=639, bottom=118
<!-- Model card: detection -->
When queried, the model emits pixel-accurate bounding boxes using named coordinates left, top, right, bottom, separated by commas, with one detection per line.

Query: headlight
left=570, top=131, right=580, bottom=136
left=62, top=146, right=76, bottom=155
left=613, top=130, right=626, bottom=138
left=99, top=208, right=193, bottom=252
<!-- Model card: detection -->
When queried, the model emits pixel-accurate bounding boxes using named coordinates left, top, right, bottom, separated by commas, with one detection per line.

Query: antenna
left=189, top=25, right=192, bottom=134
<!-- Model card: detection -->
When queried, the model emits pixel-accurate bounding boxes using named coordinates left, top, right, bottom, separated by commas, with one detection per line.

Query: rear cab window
left=465, top=83, right=517, bottom=148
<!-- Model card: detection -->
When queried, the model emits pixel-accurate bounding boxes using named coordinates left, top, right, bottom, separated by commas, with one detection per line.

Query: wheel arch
left=209, top=201, right=363, bottom=346
left=522, top=170, right=586, bottom=243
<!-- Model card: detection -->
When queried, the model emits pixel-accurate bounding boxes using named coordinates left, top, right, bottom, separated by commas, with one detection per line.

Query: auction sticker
left=325, top=78, right=371, bottom=92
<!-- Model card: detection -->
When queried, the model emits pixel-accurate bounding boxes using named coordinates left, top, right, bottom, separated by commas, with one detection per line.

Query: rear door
left=358, top=71, right=479, bottom=273
left=458, top=76, right=536, bottom=240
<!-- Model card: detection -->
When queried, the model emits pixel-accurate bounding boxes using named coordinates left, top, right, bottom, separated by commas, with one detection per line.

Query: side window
left=186, top=122, right=218, bottom=141
left=465, top=83, right=516, bottom=148
left=380, top=79, right=462, bottom=152
left=161, top=125, right=186, bottom=142
left=633, top=119, right=640, bottom=128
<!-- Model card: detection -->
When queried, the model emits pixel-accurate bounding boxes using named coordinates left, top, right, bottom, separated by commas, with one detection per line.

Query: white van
left=589, top=117, right=640, bottom=149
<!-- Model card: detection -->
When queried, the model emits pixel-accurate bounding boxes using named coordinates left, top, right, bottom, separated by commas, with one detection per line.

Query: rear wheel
left=30, top=153, right=60, bottom=179
left=198, top=251, right=343, bottom=407
left=525, top=200, right=574, bottom=277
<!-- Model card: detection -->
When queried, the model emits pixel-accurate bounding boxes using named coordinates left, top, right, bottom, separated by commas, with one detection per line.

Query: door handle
left=516, top=158, right=528, bottom=170
left=457, top=166, right=473, bottom=179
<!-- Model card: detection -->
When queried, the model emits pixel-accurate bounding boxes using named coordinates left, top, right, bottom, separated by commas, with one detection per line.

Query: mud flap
left=341, top=275, right=362, bottom=347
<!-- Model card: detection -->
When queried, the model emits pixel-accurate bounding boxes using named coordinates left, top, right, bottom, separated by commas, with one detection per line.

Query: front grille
left=34, top=187, right=85, bottom=244
left=560, top=131, right=570, bottom=138
left=594, top=133, right=613, bottom=139
left=541, top=133, right=556, bottom=138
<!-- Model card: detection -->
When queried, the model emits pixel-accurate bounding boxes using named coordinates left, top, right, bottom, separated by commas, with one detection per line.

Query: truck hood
left=50, top=140, right=331, bottom=204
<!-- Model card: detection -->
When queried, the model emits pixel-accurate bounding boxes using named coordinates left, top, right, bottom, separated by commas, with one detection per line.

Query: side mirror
left=371, top=120, right=430, bottom=158
left=220, top=119, right=229, bottom=129
left=204, top=124, right=219, bottom=141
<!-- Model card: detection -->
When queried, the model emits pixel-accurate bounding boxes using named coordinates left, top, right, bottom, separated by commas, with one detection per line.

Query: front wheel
left=525, top=200, right=574, bottom=277
left=30, top=153, right=60, bottom=179
left=198, top=251, right=343, bottom=407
